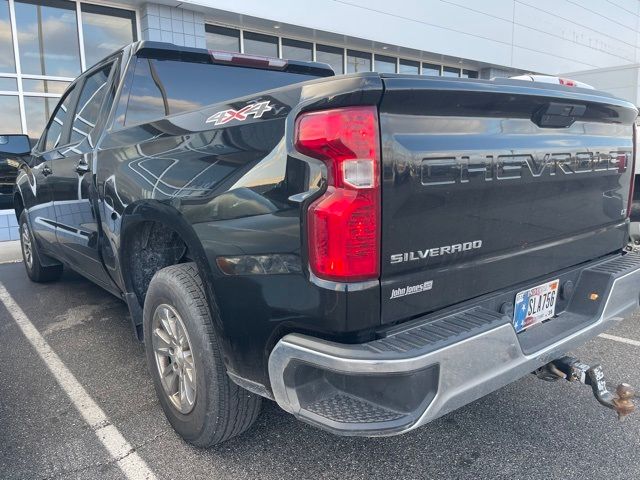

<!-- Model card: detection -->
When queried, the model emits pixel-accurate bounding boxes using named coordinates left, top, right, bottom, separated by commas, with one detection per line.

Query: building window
left=399, top=59, right=419, bottom=75
left=0, top=77, right=18, bottom=91
left=15, top=0, right=81, bottom=77
left=0, top=1, right=15, bottom=73
left=282, top=38, right=312, bottom=61
left=205, top=25, right=240, bottom=53
left=22, top=78, right=69, bottom=94
left=243, top=31, right=278, bottom=57
left=347, top=50, right=371, bottom=73
left=0, top=95, right=21, bottom=133
left=81, top=4, right=136, bottom=68
left=422, top=63, right=441, bottom=76
left=316, top=44, right=343, bottom=74
left=375, top=54, right=396, bottom=73
left=443, top=66, right=460, bottom=77
left=24, top=97, right=55, bottom=140
left=461, top=69, right=478, bottom=79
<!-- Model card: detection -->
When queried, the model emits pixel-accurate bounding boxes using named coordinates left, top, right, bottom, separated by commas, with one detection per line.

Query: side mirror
left=0, top=134, right=31, bottom=157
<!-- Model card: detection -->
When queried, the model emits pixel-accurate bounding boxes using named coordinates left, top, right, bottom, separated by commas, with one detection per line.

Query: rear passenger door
left=49, top=60, right=117, bottom=288
left=26, top=86, right=78, bottom=252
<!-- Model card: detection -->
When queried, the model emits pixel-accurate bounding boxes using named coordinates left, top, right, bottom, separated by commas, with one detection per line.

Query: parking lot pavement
left=1, top=260, right=640, bottom=480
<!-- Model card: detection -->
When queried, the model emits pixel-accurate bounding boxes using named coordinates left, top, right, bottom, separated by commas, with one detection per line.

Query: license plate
left=513, top=279, right=559, bottom=332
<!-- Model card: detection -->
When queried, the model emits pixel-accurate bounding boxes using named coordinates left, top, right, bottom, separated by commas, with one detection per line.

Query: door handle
left=42, top=164, right=52, bottom=176
left=75, top=159, right=90, bottom=175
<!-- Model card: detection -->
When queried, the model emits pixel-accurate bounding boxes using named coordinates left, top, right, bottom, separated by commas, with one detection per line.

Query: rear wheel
left=144, top=262, right=261, bottom=447
left=19, top=211, right=63, bottom=282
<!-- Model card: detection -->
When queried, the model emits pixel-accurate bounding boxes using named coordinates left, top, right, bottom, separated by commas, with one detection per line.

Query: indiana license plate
left=513, top=279, right=559, bottom=333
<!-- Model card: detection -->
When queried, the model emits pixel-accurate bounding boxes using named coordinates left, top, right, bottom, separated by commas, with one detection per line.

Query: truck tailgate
left=379, top=76, right=637, bottom=324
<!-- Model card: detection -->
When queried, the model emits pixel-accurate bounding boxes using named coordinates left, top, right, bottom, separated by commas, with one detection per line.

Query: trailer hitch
left=535, top=356, right=636, bottom=420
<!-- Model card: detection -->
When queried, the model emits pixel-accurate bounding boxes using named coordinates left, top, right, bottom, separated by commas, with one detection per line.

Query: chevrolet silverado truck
left=7, top=41, right=640, bottom=446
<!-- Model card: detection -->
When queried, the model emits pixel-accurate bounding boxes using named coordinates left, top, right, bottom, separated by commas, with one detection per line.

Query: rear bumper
left=268, top=252, right=640, bottom=436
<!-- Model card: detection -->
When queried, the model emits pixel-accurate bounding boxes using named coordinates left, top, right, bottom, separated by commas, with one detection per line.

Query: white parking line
left=598, top=333, right=640, bottom=347
left=0, top=284, right=157, bottom=480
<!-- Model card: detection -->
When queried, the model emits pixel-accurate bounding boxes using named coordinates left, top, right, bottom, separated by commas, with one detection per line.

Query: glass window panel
left=443, top=66, right=460, bottom=77
left=24, top=96, right=52, bottom=140
left=399, top=59, right=419, bottom=75
left=461, top=69, right=478, bottom=79
left=0, top=95, right=21, bottom=133
left=81, top=4, right=135, bottom=68
left=243, top=31, right=278, bottom=57
left=205, top=25, right=239, bottom=53
left=70, top=63, right=112, bottom=143
left=123, top=57, right=165, bottom=127
left=15, top=0, right=80, bottom=77
left=282, top=38, right=312, bottom=61
left=42, top=87, right=75, bottom=150
left=0, top=77, right=17, bottom=91
left=0, top=1, right=15, bottom=73
left=347, top=50, right=371, bottom=73
left=422, top=63, right=441, bottom=76
left=315, top=44, right=343, bottom=74
left=124, top=57, right=322, bottom=127
left=22, top=78, right=70, bottom=94
left=375, top=54, right=396, bottom=73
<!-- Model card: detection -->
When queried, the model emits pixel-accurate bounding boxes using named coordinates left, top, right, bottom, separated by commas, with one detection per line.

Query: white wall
left=181, top=0, right=640, bottom=73
left=562, top=65, right=640, bottom=105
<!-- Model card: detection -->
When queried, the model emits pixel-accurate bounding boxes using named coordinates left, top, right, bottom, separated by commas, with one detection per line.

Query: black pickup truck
left=7, top=41, right=640, bottom=446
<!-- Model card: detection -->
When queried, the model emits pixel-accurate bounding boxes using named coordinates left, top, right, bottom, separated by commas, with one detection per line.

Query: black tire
left=19, top=211, right=63, bottom=282
left=143, top=262, right=261, bottom=447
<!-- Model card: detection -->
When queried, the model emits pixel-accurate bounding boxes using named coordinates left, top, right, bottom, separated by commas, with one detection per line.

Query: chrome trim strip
left=308, top=270, right=379, bottom=292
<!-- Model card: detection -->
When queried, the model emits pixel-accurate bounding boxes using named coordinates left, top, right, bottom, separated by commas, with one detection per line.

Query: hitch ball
left=613, top=383, right=636, bottom=420
left=537, top=356, right=637, bottom=421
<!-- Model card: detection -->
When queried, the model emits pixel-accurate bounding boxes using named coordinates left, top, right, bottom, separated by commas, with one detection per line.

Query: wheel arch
left=119, top=201, right=228, bottom=349
left=13, top=191, right=24, bottom=222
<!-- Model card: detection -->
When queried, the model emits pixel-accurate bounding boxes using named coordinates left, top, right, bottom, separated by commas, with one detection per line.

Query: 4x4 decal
left=206, top=101, right=273, bottom=125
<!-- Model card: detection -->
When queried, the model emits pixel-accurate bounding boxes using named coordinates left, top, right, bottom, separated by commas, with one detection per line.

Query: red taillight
left=558, top=78, right=576, bottom=87
left=295, top=106, right=380, bottom=282
left=209, top=50, right=287, bottom=70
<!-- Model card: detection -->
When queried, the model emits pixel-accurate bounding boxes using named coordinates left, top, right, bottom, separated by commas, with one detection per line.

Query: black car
left=0, top=135, right=30, bottom=209
left=6, top=41, right=640, bottom=446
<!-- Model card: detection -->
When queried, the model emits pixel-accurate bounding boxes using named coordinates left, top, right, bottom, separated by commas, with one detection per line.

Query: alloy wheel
left=21, top=221, right=33, bottom=270
left=152, top=303, right=197, bottom=414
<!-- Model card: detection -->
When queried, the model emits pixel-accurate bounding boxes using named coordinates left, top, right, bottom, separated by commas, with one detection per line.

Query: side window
left=42, top=86, right=76, bottom=152
left=124, top=57, right=167, bottom=127
left=70, top=63, right=114, bottom=144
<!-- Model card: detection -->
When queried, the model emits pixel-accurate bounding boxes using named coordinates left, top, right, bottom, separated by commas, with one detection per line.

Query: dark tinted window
left=124, top=57, right=319, bottom=127
left=316, top=45, right=343, bottom=74
left=461, top=69, right=478, bottom=79
left=243, top=31, right=278, bottom=57
left=70, top=63, right=113, bottom=143
left=422, top=63, right=441, bottom=76
left=43, top=86, right=76, bottom=151
left=443, top=66, right=460, bottom=77
left=399, top=59, right=419, bottom=74
left=347, top=50, right=371, bottom=73
left=205, top=25, right=240, bottom=52
left=375, top=54, right=396, bottom=73
left=282, top=38, right=312, bottom=61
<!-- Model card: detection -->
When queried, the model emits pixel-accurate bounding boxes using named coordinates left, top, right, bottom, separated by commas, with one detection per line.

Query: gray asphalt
left=1, top=259, right=640, bottom=480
